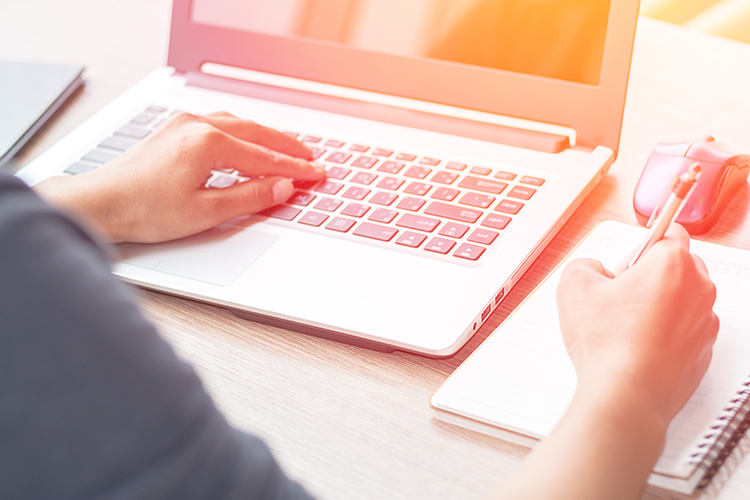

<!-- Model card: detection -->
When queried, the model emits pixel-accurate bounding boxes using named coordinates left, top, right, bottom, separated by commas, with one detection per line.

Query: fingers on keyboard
left=65, top=108, right=545, bottom=262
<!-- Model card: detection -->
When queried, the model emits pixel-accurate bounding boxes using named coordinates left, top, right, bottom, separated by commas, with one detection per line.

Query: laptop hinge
left=184, top=70, right=570, bottom=154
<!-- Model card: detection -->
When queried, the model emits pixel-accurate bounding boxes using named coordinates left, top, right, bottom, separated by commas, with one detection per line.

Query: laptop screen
left=192, top=0, right=610, bottom=86
left=170, top=0, right=637, bottom=154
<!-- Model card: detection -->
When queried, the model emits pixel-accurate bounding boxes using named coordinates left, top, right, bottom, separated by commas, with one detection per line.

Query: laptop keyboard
left=64, top=106, right=546, bottom=262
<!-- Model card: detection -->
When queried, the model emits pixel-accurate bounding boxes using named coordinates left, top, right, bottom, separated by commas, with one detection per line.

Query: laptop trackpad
left=116, top=225, right=278, bottom=286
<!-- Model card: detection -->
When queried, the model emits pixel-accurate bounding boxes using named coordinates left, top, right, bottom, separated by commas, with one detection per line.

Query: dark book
left=0, top=60, right=84, bottom=169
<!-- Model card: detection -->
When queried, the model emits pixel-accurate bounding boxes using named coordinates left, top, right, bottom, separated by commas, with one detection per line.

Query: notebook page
left=431, top=221, right=750, bottom=480
left=657, top=238, right=750, bottom=477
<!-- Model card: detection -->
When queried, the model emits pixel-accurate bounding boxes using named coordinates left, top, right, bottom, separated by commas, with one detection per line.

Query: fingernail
left=272, top=178, right=294, bottom=203
left=312, top=164, right=327, bottom=176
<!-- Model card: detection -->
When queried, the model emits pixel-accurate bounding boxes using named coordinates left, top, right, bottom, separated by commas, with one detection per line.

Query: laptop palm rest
left=117, top=223, right=401, bottom=353
left=117, top=225, right=278, bottom=287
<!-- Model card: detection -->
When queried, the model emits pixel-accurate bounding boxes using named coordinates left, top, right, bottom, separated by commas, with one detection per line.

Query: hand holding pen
left=627, top=162, right=702, bottom=268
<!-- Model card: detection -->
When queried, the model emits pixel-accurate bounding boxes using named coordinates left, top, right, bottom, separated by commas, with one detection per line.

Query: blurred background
left=641, top=0, right=750, bottom=43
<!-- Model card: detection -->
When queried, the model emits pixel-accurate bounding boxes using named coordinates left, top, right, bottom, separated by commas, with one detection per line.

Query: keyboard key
left=114, top=125, right=150, bottom=140
left=446, top=161, right=467, bottom=171
left=520, top=175, right=545, bottom=186
left=432, top=171, right=459, bottom=184
left=404, top=182, right=431, bottom=196
left=370, top=192, right=398, bottom=206
left=342, top=186, right=371, bottom=200
left=325, top=139, right=345, bottom=147
left=130, top=113, right=154, bottom=125
left=310, top=147, right=327, bottom=160
left=368, top=208, right=399, bottom=223
left=453, top=243, right=486, bottom=261
left=288, top=191, right=316, bottom=206
left=325, top=151, right=352, bottom=164
left=351, top=172, right=378, bottom=185
left=404, top=166, right=432, bottom=179
left=284, top=131, right=300, bottom=138
left=64, top=162, right=98, bottom=175
left=315, top=181, right=344, bottom=195
left=262, top=205, right=301, bottom=221
left=146, top=105, right=167, bottom=113
left=302, top=135, right=322, bottom=143
left=314, top=197, right=343, bottom=212
left=468, top=228, right=499, bottom=245
left=507, top=185, right=537, bottom=200
left=494, top=170, right=517, bottom=181
left=377, top=161, right=405, bottom=174
left=372, top=148, right=392, bottom=157
left=395, top=231, right=427, bottom=248
left=431, top=187, right=460, bottom=201
left=424, top=237, right=455, bottom=254
left=352, top=156, right=378, bottom=169
left=326, top=166, right=351, bottom=179
left=495, top=199, right=524, bottom=215
left=396, top=197, right=425, bottom=211
left=396, top=153, right=416, bottom=161
left=376, top=177, right=404, bottom=190
left=458, top=176, right=507, bottom=194
left=481, top=213, right=511, bottom=230
left=326, top=217, right=356, bottom=232
left=396, top=213, right=440, bottom=232
left=341, top=203, right=371, bottom=217
left=354, top=222, right=398, bottom=241
left=420, top=157, right=441, bottom=166
left=298, top=211, right=329, bottom=227
left=471, top=166, right=492, bottom=176
left=459, top=192, right=495, bottom=209
left=99, top=137, right=137, bottom=151
left=293, top=179, right=318, bottom=190
left=81, top=150, right=118, bottom=164
left=207, top=176, right=238, bottom=188
left=349, top=144, right=369, bottom=152
left=439, top=223, right=470, bottom=238
left=424, top=201, right=482, bottom=223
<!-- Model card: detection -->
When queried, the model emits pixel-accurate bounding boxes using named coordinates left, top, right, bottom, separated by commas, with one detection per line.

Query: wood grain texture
left=4, top=1, right=750, bottom=497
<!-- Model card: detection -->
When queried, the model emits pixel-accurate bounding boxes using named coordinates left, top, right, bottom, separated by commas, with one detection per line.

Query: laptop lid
left=167, top=0, right=638, bottom=155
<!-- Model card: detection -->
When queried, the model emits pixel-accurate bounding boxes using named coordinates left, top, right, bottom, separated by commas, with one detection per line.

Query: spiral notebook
left=431, top=221, right=750, bottom=494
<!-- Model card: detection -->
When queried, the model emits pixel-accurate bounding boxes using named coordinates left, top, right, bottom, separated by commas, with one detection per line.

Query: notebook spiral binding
left=688, top=379, right=750, bottom=488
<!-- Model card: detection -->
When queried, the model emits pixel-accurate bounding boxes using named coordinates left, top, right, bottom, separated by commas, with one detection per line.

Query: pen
left=627, top=162, right=701, bottom=268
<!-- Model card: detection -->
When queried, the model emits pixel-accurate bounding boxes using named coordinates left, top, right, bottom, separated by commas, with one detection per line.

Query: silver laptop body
left=17, top=0, right=639, bottom=356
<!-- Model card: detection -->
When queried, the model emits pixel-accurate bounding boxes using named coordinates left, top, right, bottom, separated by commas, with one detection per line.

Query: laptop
left=16, top=0, right=638, bottom=357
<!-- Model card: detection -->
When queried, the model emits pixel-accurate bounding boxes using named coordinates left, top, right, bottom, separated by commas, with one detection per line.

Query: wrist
left=573, top=370, right=671, bottom=443
left=33, top=174, right=132, bottom=243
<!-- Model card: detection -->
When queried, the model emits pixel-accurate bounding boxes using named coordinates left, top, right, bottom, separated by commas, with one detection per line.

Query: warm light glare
left=193, top=0, right=611, bottom=85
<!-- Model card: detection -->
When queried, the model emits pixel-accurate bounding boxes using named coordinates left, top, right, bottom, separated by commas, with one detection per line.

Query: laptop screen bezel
left=168, top=0, right=638, bottom=155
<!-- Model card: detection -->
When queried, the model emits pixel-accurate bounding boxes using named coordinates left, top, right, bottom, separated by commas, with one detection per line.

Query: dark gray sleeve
left=0, top=175, right=315, bottom=500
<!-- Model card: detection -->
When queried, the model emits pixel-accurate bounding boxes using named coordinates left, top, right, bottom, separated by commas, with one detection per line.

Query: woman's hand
left=557, top=223, right=719, bottom=427
left=490, top=223, right=719, bottom=500
left=34, top=112, right=326, bottom=243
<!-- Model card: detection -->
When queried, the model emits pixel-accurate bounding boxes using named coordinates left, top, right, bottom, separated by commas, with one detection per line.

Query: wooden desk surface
left=3, top=2, right=750, bottom=499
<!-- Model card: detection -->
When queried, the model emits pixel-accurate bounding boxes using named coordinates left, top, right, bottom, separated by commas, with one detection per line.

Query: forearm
left=1, top=175, right=315, bottom=499
left=487, top=382, right=667, bottom=500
